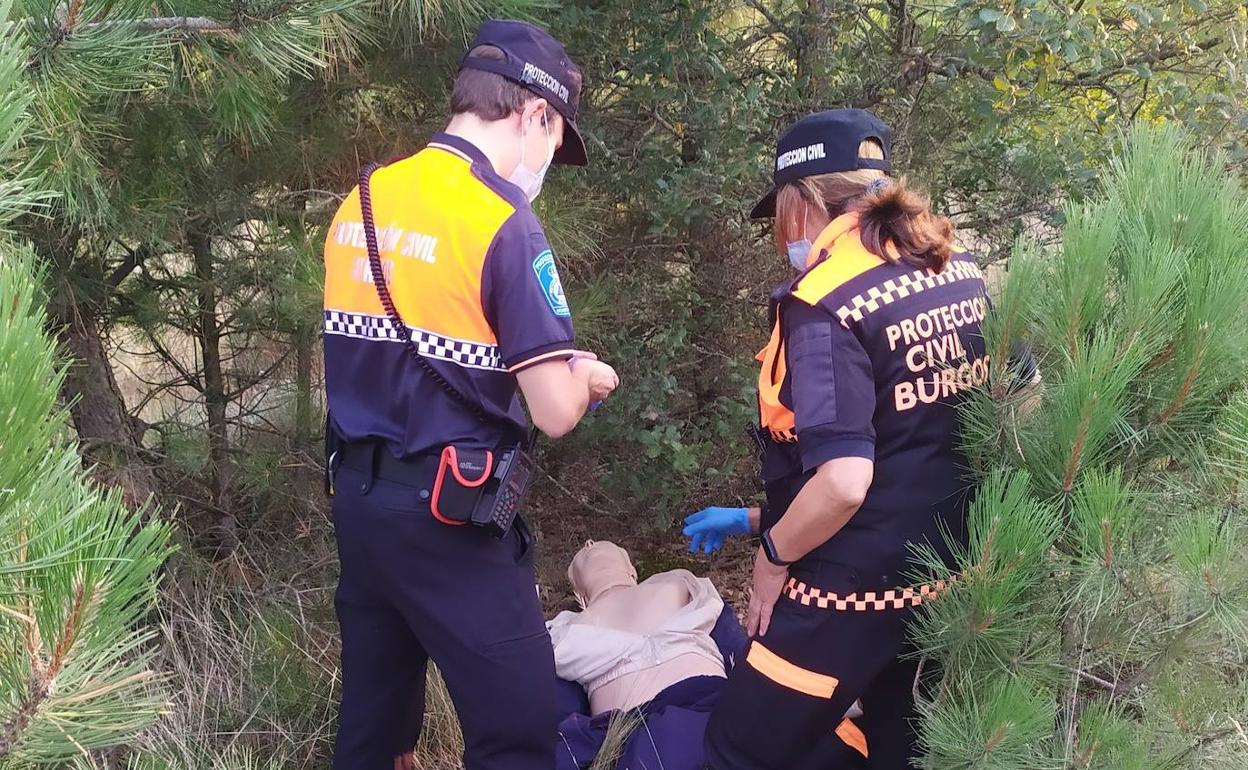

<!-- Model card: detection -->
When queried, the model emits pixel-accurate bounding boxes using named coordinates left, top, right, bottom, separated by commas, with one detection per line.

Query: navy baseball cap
left=461, top=19, right=587, bottom=166
left=751, top=109, right=892, bottom=219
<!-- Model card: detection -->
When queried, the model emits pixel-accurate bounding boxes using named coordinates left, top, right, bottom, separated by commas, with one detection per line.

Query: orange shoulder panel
left=323, top=147, right=517, bottom=344
left=757, top=317, right=797, bottom=442
left=791, top=214, right=885, bottom=307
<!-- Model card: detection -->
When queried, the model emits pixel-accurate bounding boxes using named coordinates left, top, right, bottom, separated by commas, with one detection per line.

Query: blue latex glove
left=683, top=506, right=751, bottom=554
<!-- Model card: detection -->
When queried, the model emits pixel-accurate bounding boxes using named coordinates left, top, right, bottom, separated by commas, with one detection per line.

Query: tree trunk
left=189, top=231, right=233, bottom=513
left=293, top=324, right=315, bottom=445
left=681, top=119, right=732, bottom=406
left=52, top=297, right=160, bottom=510
left=39, top=225, right=160, bottom=511
left=798, top=0, right=834, bottom=101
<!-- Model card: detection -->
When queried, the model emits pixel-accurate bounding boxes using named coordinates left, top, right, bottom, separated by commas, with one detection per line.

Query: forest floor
left=528, top=481, right=756, bottom=618
left=523, top=411, right=763, bottom=618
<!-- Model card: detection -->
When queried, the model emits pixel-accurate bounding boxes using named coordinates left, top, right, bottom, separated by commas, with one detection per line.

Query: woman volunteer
left=697, top=109, right=1021, bottom=769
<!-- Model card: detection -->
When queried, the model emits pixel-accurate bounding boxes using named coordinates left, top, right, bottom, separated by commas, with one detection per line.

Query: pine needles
left=0, top=246, right=173, bottom=763
left=912, top=125, right=1248, bottom=769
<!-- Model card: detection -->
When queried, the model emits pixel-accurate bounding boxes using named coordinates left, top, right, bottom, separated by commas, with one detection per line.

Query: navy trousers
left=330, top=463, right=556, bottom=770
left=704, top=559, right=919, bottom=769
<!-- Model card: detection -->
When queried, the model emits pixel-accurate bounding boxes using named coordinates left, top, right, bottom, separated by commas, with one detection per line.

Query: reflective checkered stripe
left=784, top=576, right=955, bottom=611
left=834, top=260, right=984, bottom=327
left=771, top=427, right=797, bottom=443
left=323, top=309, right=503, bottom=371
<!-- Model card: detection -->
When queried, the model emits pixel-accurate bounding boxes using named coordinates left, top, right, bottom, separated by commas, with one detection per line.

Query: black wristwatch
left=761, top=529, right=794, bottom=567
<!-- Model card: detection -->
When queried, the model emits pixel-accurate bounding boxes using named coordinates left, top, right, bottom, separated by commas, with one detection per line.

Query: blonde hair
left=774, top=140, right=955, bottom=271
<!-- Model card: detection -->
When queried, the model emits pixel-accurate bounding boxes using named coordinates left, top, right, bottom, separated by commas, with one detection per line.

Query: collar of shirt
left=812, top=212, right=861, bottom=253
left=781, top=213, right=863, bottom=294
left=428, top=131, right=493, bottom=169
left=428, top=131, right=536, bottom=211
left=545, top=571, right=726, bottom=693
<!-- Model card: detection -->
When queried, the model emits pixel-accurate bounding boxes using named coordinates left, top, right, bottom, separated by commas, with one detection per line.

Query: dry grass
left=587, top=710, right=642, bottom=770
left=131, top=535, right=471, bottom=770
left=126, top=538, right=340, bottom=769
left=407, top=669, right=464, bottom=770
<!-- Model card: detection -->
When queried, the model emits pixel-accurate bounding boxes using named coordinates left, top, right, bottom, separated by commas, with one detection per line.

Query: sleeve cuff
left=506, top=342, right=577, bottom=373
left=1006, top=346, right=1040, bottom=395
left=799, top=426, right=875, bottom=471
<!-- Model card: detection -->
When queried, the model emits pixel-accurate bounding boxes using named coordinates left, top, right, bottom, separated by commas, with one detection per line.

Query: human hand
left=682, top=506, right=751, bottom=553
left=746, top=546, right=789, bottom=637
left=571, top=357, right=619, bottom=403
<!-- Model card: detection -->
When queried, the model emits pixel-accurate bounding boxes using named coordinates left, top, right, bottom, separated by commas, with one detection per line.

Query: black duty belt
left=329, top=436, right=536, bottom=541
left=335, top=441, right=438, bottom=488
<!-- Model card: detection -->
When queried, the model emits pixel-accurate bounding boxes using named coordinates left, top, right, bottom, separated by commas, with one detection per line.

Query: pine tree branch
left=63, top=0, right=84, bottom=30
left=1054, top=35, right=1225, bottom=88
left=140, top=329, right=203, bottom=394
left=743, top=0, right=797, bottom=44
left=126, top=377, right=183, bottom=418
left=955, top=203, right=1056, bottom=236
left=0, top=693, right=43, bottom=757
left=1060, top=664, right=1117, bottom=692
left=47, top=577, right=88, bottom=678
left=79, top=16, right=238, bottom=35
left=1062, top=401, right=1095, bottom=494
left=222, top=349, right=293, bottom=401
left=105, top=242, right=155, bottom=289
left=2, top=528, right=47, bottom=757
left=1155, top=326, right=1209, bottom=425
left=873, top=28, right=1228, bottom=105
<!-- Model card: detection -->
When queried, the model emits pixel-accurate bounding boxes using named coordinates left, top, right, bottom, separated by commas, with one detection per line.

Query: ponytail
left=851, top=180, right=954, bottom=271
left=772, top=140, right=955, bottom=272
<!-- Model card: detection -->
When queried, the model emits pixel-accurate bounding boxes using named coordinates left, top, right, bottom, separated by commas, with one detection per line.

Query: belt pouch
left=431, top=445, right=494, bottom=525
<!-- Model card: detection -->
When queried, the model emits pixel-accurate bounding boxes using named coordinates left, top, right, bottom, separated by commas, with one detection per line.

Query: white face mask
left=785, top=204, right=813, bottom=271
left=508, top=112, right=555, bottom=202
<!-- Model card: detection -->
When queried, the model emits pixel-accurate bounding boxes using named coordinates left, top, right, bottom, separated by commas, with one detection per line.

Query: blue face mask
left=786, top=239, right=813, bottom=271
left=786, top=203, right=812, bottom=271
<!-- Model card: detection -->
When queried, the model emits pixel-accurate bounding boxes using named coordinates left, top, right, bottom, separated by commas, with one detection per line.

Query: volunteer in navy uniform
left=701, top=109, right=1032, bottom=769
left=322, top=20, right=619, bottom=770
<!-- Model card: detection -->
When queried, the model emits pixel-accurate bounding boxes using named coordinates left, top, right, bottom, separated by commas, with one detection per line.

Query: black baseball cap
left=750, top=109, right=892, bottom=219
left=460, top=19, right=588, bottom=166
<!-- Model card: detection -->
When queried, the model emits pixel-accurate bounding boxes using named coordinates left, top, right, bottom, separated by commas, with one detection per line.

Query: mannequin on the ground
left=548, top=540, right=727, bottom=715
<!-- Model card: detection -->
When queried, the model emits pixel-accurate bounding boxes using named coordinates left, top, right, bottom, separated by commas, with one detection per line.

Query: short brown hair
left=451, top=45, right=569, bottom=121
left=775, top=140, right=954, bottom=271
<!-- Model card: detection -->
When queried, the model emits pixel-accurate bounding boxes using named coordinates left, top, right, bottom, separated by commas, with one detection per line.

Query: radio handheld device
left=470, top=444, right=537, bottom=537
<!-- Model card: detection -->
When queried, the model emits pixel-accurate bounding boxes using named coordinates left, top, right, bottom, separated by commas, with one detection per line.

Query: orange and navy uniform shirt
left=756, top=212, right=1032, bottom=583
left=323, top=133, right=577, bottom=457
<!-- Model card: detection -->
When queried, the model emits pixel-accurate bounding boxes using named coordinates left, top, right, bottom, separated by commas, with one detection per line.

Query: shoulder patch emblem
left=532, top=249, right=571, bottom=318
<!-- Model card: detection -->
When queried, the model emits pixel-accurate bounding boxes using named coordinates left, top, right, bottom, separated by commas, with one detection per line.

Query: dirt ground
left=527, top=483, right=756, bottom=621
